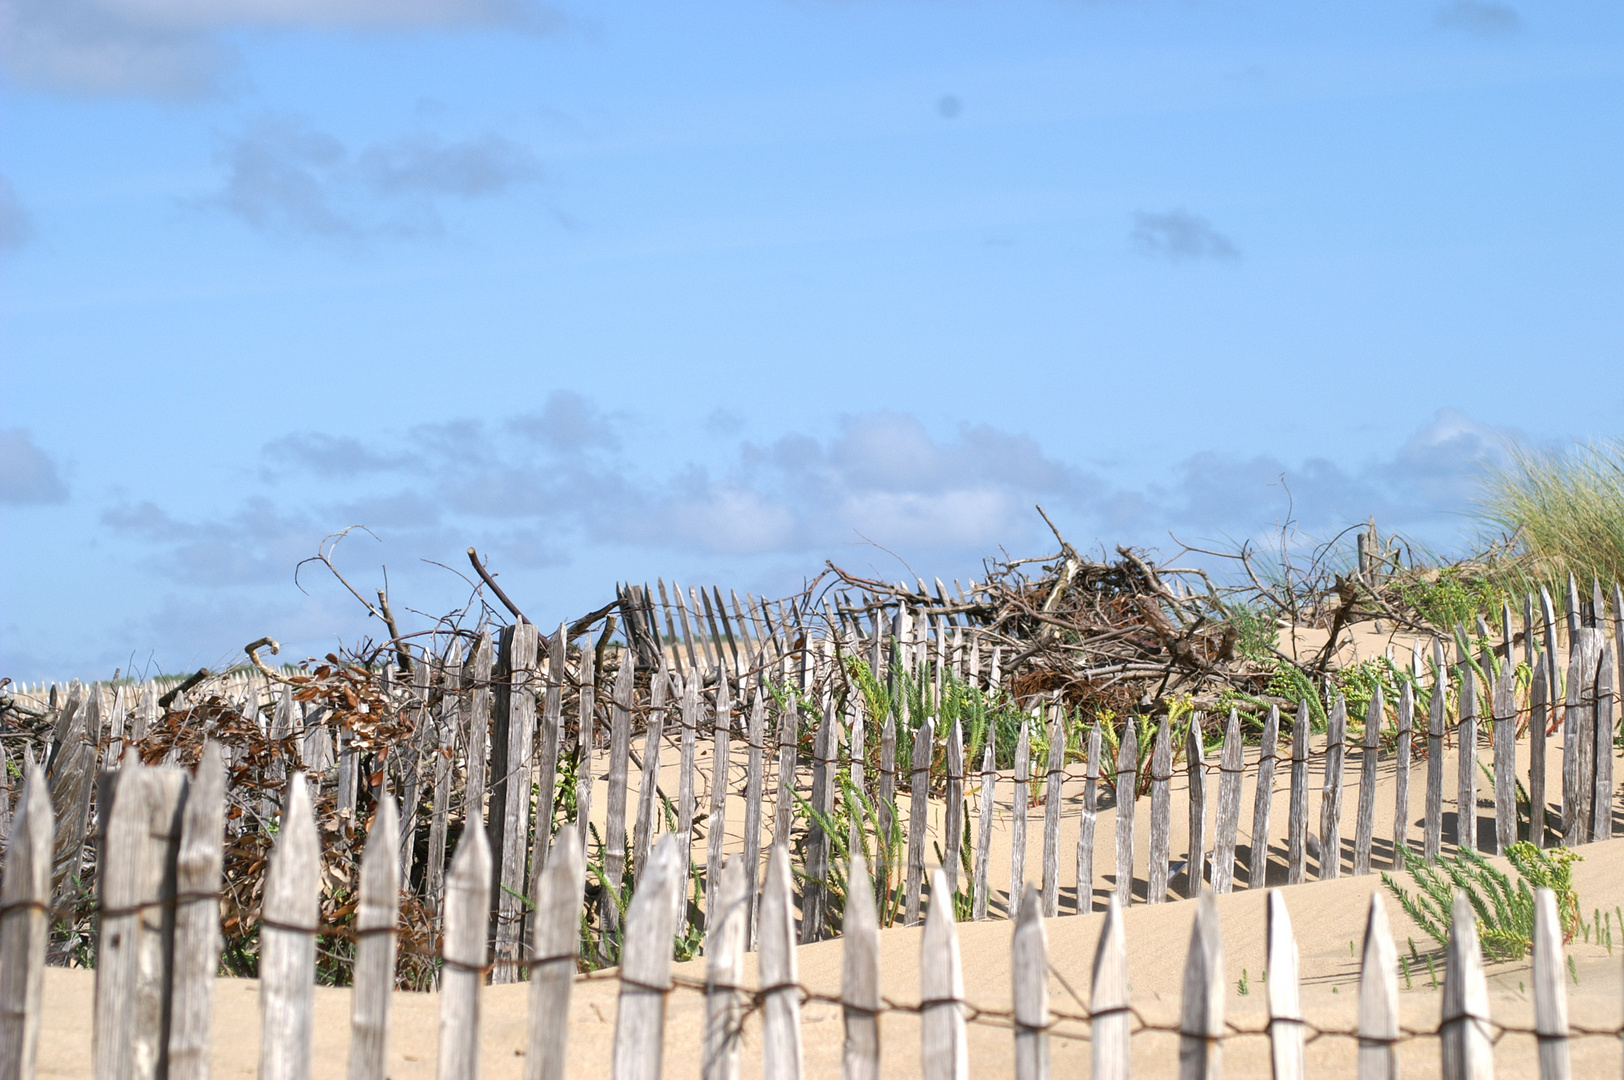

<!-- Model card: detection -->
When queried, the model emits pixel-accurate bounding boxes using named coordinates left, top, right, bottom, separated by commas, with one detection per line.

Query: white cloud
left=0, top=429, right=68, bottom=504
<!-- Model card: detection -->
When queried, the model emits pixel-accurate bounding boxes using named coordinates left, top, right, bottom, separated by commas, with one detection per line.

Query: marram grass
left=1478, top=437, right=1624, bottom=593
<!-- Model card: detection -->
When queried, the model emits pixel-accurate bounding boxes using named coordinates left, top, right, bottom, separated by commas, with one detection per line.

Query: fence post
left=743, top=689, right=767, bottom=947
left=677, top=672, right=700, bottom=881
left=944, top=716, right=965, bottom=898
left=803, top=688, right=833, bottom=942
left=1394, top=680, right=1413, bottom=859
left=1459, top=663, right=1483, bottom=853
left=168, top=743, right=225, bottom=1080
left=94, top=760, right=149, bottom=1080
left=702, top=855, right=748, bottom=1080
left=1249, top=706, right=1279, bottom=889
left=632, top=660, right=669, bottom=883
left=906, top=718, right=935, bottom=926
left=1354, top=687, right=1381, bottom=876
left=875, top=705, right=895, bottom=911
left=600, top=650, right=636, bottom=965
left=1185, top=712, right=1207, bottom=897
left=1010, top=719, right=1030, bottom=916
left=760, top=844, right=803, bottom=1080
left=1178, top=891, right=1223, bottom=1080
left=921, top=868, right=967, bottom=1080
left=1148, top=715, right=1171, bottom=904
left=1440, top=891, right=1493, bottom=1080
left=1287, top=700, right=1310, bottom=885
left=973, top=742, right=995, bottom=921
left=260, top=774, right=320, bottom=1080
left=842, top=853, right=880, bottom=1080
left=1319, top=693, right=1347, bottom=880
left=525, top=827, right=585, bottom=1080
left=426, top=650, right=460, bottom=914
left=1531, top=888, right=1570, bottom=1080
left=1491, top=666, right=1517, bottom=853
left=348, top=798, right=400, bottom=1080
left=438, top=817, right=492, bottom=1080
left=1426, top=640, right=1448, bottom=863
left=0, top=758, right=50, bottom=1080
left=1012, top=883, right=1048, bottom=1080
left=1114, top=716, right=1138, bottom=907
left=1267, top=891, right=1305, bottom=1080
left=1212, top=711, right=1242, bottom=894
left=574, top=639, right=597, bottom=851
left=1358, top=894, right=1400, bottom=1080
left=491, top=620, right=540, bottom=984
left=1091, top=895, right=1130, bottom=1080
left=533, top=624, right=568, bottom=881
left=1041, top=710, right=1066, bottom=917
left=1075, top=720, right=1101, bottom=913
left=1592, top=643, right=1615, bottom=843
left=709, top=675, right=735, bottom=941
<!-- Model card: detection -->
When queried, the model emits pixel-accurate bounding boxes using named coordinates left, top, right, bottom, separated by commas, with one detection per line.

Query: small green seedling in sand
left=1237, top=969, right=1249, bottom=996
left=1383, top=841, right=1582, bottom=960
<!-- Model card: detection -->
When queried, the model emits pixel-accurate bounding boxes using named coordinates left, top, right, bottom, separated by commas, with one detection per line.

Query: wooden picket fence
left=1, top=753, right=1621, bottom=1080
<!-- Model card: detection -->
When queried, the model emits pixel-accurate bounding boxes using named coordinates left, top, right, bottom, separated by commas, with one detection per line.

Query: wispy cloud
left=1131, top=209, right=1240, bottom=263
left=1434, top=2, right=1521, bottom=37
left=0, top=0, right=561, bottom=99
left=0, top=429, right=69, bottom=504
left=0, top=177, right=35, bottom=250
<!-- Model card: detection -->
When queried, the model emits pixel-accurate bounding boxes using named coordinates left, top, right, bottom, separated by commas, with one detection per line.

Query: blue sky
left=1, top=1, right=1620, bottom=681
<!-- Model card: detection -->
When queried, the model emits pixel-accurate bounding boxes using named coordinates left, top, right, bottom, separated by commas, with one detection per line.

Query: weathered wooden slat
left=803, top=691, right=835, bottom=942
left=1012, top=883, right=1048, bottom=1080
left=168, top=744, right=225, bottom=1080
left=906, top=718, right=936, bottom=925
left=1357, top=894, right=1399, bottom=1080
left=1440, top=891, right=1493, bottom=1080
left=95, top=760, right=149, bottom=1080
left=1490, top=665, right=1516, bottom=853
left=1458, top=663, right=1480, bottom=854
left=1185, top=712, right=1207, bottom=896
left=1426, top=639, right=1448, bottom=863
left=943, top=716, right=965, bottom=898
left=600, top=649, right=636, bottom=965
left=743, top=689, right=767, bottom=947
left=875, top=705, right=895, bottom=907
left=260, top=775, right=320, bottom=1080
left=842, top=853, right=880, bottom=1080
left=1114, top=716, right=1139, bottom=907
left=1319, top=694, right=1347, bottom=880
left=677, top=672, right=700, bottom=865
left=972, top=742, right=996, bottom=921
left=1212, top=711, right=1243, bottom=894
left=525, top=828, right=585, bottom=1080
left=1531, top=887, right=1571, bottom=1080
left=1, top=759, right=51, bottom=1080
left=532, top=624, right=568, bottom=882
left=396, top=663, right=431, bottom=886
left=575, top=639, right=597, bottom=849
left=921, top=868, right=968, bottom=1080
left=134, top=765, right=186, bottom=1080
left=437, top=817, right=491, bottom=1080
left=490, top=621, right=540, bottom=984
left=760, top=844, right=803, bottom=1080
left=1249, top=706, right=1279, bottom=889
left=1041, top=709, right=1066, bottom=917
left=1075, top=720, right=1101, bottom=913
left=1010, top=719, right=1030, bottom=916
left=1091, top=895, right=1130, bottom=1080
left=1592, top=643, right=1615, bottom=843
left=425, top=651, right=459, bottom=914
left=1178, top=891, right=1224, bottom=1080
left=1566, top=572, right=1581, bottom=639
left=708, top=675, right=735, bottom=939
left=632, top=661, right=670, bottom=882
left=1148, top=715, right=1172, bottom=904
left=1267, top=891, right=1305, bottom=1080
left=348, top=798, right=400, bottom=1080
left=702, top=855, right=748, bottom=1080
left=777, top=688, right=802, bottom=850
left=1529, top=657, right=1551, bottom=849
left=1287, top=700, right=1311, bottom=884
left=1354, top=687, right=1382, bottom=876
left=1393, top=680, right=1413, bottom=860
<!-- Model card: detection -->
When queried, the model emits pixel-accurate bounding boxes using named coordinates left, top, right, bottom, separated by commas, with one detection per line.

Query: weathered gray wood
left=601, top=649, right=636, bottom=964
left=1075, top=720, right=1101, bottom=913
left=1267, top=890, right=1305, bottom=1080
left=526, top=828, right=586, bottom=1080
left=490, top=620, right=540, bottom=984
left=1041, top=709, right=1066, bottom=917
left=803, top=690, right=836, bottom=942
left=532, top=624, right=568, bottom=883
left=1458, top=664, right=1480, bottom=853
left=348, top=798, right=400, bottom=1080
left=1566, top=572, right=1581, bottom=639
left=1394, top=680, right=1413, bottom=860
left=1091, top=895, right=1130, bottom=1080
left=943, top=716, right=965, bottom=898
left=1531, top=887, right=1570, bottom=1080
left=677, top=672, right=701, bottom=863
left=1185, top=712, right=1207, bottom=896
left=1529, top=657, right=1551, bottom=848
left=1012, top=883, right=1048, bottom=1080
left=575, top=639, right=597, bottom=848
left=1212, top=711, right=1243, bottom=894
left=1357, top=893, right=1399, bottom=1080
left=760, top=844, right=803, bottom=1080
left=1319, top=694, right=1347, bottom=880
left=743, top=689, right=767, bottom=946
left=708, top=675, right=735, bottom=939
left=632, top=660, right=670, bottom=882
left=776, top=689, right=801, bottom=850
left=1592, top=642, right=1615, bottom=843
left=1354, top=686, right=1382, bottom=876
left=921, top=868, right=968, bottom=1080
left=260, top=774, right=320, bottom=1080
left=1287, top=699, right=1311, bottom=885
left=972, top=742, right=996, bottom=921
left=1248, top=706, right=1279, bottom=889
left=1148, top=715, right=1172, bottom=904
left=842, top=853, right=880, bottom=1080
left=437, top=817, right=491, bottom=1080
left=396, top=663, right=430, bottom=886
left=1178, top=891, right=1223, bottom=1080
left=1489, top=666, right=1516, bottom=853
left=1114, top=716, right=1139, bottom=907
left=1010, top=719, right=1030, bottom=916
left=1562, top=632, right=1596, bottom=846
left=1440, top=891, right=1494, bottom=1080
left=425, top=651, right=459, bottom=914
left=167, top=743, right=225, bottom=1080
left=95, top=760, right=149, bottom=1080
left=0, top=758, right=51, bottom=1080
left=905, top=717, right=935, bottom=925
left=1427, top=639, right=1448, bottom=862
left=701, top=855, right=748, bottom=1080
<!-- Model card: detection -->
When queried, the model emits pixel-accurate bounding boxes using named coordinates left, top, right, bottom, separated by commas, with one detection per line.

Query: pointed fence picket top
left=702, top=856, right=749, bottom=1080
left=612, top=834, right=683, bottom=1080
left=1148, top=715, right=1172, bottom=904
left=1459, top=663, right=1483, bottom=854
left=526, top=827, right=586, bottom=1080
left=1212, top=711, right=1242, bottom=895
left=1012, top=884, right=1049, bottom=1080
left=760, top=844, right=803, bottom=1080
left=1010, top=719, right=1030, bottom=918
left=1319, top=694, right=1347, bottom=881
left=574, top=639, right=597, bottom=852
left=1394, top=680, right=1414, bottom=858
left=1354, top=687, right=1382, bottom=877
left=534, top=625, right=568, bottom=882
left=1593, top=643, right=1615, bottom=843
left=1358, top=894, right=1399, bottom=1080
left=1267, top=890, right=1305, bottom=1080
left=1249, top=706, right=1280, bottom=890
left=1427, top=640, right=1448, bottom=863
left=1178, top=892, right=1223, bottom=1080
left=1076, top=720, right=1102, bottom=914
left=492, top=620, right=541, bottom=984
left=944, top=717, right=965, bottom=898
left=1440, top=891, right=1494, bottom=1080
left=1287, top=701, right=1311, bottom=885
left=1529, top=653, right=1551, bottom=849
left=439, top=812, right=491, bottom=1080
left=906, top=718, right=935, bottom=926
left=1492, top=666, right=1517, bottom=854
left=1531, top=888, right=1570, bottom=1080
left=921, top=868, right=968, bottom=1080
left=1114, top=716, right=1139, bottom=907
left=260, top=774, right=320, bottom=1080
left=1091, top=895, right=1131, bottom=1080
left=1185, top=713, right=1207, bottom=898
left=842, top=853, right=881, bottom=1080
left=348, top=798, right=400, bottom=1080
left=169, top=743, right=226, bottom=1080
left=973, top=742, right=997, bottom=921
left=1, top=759, right=51, bottom=1080
left=1041, top=710, right=1066, bottom=917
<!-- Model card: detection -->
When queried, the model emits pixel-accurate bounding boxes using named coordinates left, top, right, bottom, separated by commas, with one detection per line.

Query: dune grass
left=1478, top=437, right=1624, bottom=594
